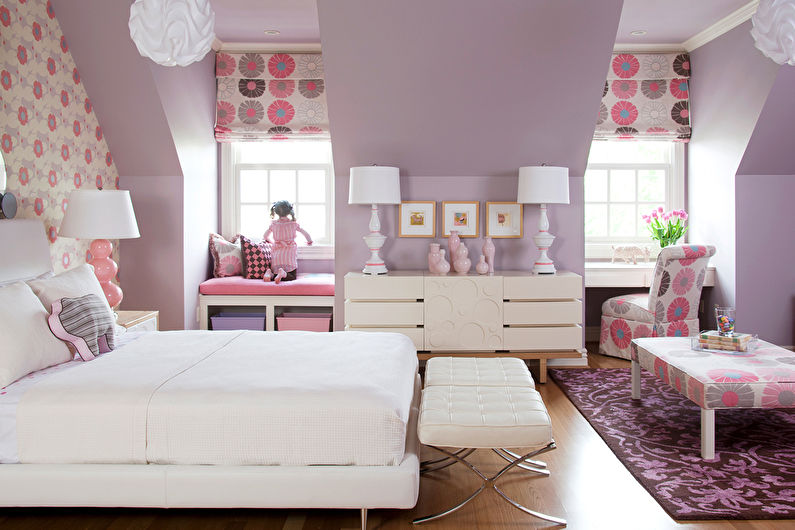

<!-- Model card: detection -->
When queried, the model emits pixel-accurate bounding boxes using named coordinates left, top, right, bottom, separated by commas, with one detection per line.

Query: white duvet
left=16, top=330, right=417, bottom=466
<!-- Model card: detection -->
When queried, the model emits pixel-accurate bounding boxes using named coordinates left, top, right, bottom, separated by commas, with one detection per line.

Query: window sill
left=298, top=245, right=334, bottom=260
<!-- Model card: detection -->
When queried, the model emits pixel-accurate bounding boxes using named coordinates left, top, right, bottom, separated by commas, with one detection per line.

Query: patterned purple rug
left=549, top=368, right=795, bottom=520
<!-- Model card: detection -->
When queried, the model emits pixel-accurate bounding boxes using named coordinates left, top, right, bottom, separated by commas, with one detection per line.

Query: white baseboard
left=547, top=357, right=589, bottom=367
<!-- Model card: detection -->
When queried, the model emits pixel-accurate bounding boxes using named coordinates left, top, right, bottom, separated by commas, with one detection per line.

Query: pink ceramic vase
left=438, top=249, right=450, bottom=274
left=475, top=255, right=489, bottom=274
left=482, top=236, right=496, bottom=273
left=453, top=242, right=471, bottom=273
left=428, top=243, right=442, bottom=273
left=448, top=230, right=460, bottom=258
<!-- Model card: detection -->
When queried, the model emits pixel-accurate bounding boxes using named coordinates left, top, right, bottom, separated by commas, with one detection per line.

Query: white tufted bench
left=414, top=357, right=565, bottom=526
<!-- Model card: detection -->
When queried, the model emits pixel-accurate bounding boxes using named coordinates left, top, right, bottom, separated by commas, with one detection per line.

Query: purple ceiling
left=210, top=0, right=751, bottom=47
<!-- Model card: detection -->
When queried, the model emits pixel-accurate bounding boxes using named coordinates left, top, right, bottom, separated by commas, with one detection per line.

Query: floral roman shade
left=595, top=53, right=691, bottom=141
left=214, top=52, right=329, bottom=141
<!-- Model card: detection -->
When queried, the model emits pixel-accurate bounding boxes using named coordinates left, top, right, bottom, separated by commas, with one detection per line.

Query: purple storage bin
left=210, top=312, right=266, bottom=331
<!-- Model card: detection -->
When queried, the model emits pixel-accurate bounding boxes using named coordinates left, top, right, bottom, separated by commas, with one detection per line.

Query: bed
left=0, top=219, right=420, bottom=529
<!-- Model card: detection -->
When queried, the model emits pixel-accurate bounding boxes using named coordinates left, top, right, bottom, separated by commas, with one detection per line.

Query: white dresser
left=344, top=271, right=586, bottom=382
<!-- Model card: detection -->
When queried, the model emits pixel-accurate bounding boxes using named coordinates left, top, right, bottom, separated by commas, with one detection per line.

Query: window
left=221, top=141, right=335, bottom=259
left=584, top=141, right=684, bottom=260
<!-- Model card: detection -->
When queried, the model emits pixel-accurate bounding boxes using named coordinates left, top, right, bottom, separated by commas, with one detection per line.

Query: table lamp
left=59, top=189, right=140, bottom=308
left=517, top=166, right=570, bottom=274
left=348, top=165, right=401, bottom=274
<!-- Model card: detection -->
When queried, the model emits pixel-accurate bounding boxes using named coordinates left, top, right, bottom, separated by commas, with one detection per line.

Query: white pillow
left=0, top=282, right=72, bottom=388
left=27, top=264, right=113, bottom=317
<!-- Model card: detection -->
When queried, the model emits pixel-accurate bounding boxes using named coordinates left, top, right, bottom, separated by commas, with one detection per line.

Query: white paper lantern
left=129, top=0, right=215, bottom=67
left=751, top=0, right=795, bottom=66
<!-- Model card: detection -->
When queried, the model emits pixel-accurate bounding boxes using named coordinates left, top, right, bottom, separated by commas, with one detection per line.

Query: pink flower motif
left=633, top=324, right=652, bottom=340
left=268, top=79, right=295, bottom=98
left=268, top=53, right=295, bottom=78
left=298, top=126, right=323, bottom=134
left=706, top=368, right=759, bottom=384
left=267, top=100, right=295, bottom=125
left=611, top=79, right=638, bottom=99
left=672, top=268, right=695, bottom=295
left=216, top=101, right=235, bottom=125
left=215, top=53, right=236, bottom=76
left=599, top=321, right=609, bottom=345
left=646, top=127, right=669, bottom=135
left=34, top=198, right=44, bottom=216
left=665, top=320, right=689, bottom=337
left=653, top=357, right=670, bottom=383
left=610, top=319, right=632, bottom=349
left=670, top=79, right=689, bottom=99
left=757, top=367, right=795, bottom=382
left=687, top=377, right=705, bottom=407
left=612, top=54, right=639, bottom=78
left=680, top=245, right=706, bottom=265
left=666, top=297, right=690, bottom=321
left=761, top=383, right=795, bottom=407
left=611, top=101, right=638, bottom=125
left=219, top=255, right=242, bottom=276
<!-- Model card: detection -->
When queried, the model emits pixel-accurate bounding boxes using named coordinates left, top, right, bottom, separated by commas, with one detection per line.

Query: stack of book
left=698, top=330, right=752, bottom=352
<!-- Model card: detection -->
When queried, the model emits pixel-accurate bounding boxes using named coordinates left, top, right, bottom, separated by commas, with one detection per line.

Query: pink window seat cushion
left=199, top=273, right=335, bottom=296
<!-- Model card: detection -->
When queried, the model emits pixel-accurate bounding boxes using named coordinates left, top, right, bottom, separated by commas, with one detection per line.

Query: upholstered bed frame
left=0, top=220, right=420, bottom=529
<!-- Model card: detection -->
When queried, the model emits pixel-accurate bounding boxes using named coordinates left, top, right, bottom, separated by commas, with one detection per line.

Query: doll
left=263, top=200, right=313, bottom=283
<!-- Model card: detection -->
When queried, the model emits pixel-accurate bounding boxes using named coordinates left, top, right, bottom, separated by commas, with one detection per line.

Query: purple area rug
left=549, top=368, right=795, bottom=520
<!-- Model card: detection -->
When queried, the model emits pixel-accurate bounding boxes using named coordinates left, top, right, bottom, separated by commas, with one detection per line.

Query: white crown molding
left=683, top=0, right=759, bottom=51
left=213, top=38, right=321, bottom=53
left=613, top=0, right=759, bottom=54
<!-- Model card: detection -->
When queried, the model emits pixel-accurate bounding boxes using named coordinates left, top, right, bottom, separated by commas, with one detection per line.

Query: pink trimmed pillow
left=48, top=294, right=116, bottom=361
left=209, top=233, right=243, bottom=277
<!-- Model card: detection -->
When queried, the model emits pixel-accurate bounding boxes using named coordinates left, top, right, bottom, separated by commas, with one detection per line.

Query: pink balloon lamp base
left=89, top=239, right=123, bottom=308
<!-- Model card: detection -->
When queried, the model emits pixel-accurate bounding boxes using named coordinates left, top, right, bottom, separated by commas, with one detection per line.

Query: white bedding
left=15, top=330, right=417, bottom=467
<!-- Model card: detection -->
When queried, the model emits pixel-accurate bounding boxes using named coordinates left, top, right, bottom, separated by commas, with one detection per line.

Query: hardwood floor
left=1, top=345, right=791, bottom=530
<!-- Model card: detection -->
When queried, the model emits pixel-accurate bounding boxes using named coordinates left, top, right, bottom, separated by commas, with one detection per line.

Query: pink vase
left=453, top=242, right=471, bottom=274
left=438, top=249, right=450, bottom=274
left=448, top=230, right=460, bottom=259
left=482, top=236, right=496, bottom=273
left=475, top=255, right=489, bottom=274
left=428, top=243, right=442, bottom=273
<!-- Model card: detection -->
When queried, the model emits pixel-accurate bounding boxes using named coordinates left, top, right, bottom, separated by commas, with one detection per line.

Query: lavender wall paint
left=687, top=21, right=779, bottom=315
left=318, top=0, right=619, bottom=328
left=735, top=66, right=795, bottom=346
left=149, top=55, right=218, bottom=330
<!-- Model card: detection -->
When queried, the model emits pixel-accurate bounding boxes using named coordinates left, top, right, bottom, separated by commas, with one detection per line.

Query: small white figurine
left=611, top=245, right=650, bottom=265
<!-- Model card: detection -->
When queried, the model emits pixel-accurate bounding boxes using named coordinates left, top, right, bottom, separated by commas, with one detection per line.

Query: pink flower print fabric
left=209, top=233, right=243, bottom=277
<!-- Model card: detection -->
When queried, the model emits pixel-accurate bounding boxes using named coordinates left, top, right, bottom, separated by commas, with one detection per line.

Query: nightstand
left=116, top=310, right=159, bottom=332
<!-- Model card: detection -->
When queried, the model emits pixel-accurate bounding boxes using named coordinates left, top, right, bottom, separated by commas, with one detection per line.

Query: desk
left=585, top=262, right=716, bottom=288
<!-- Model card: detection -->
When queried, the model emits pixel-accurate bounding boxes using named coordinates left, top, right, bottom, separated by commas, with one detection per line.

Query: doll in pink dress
left=263, top=200, right=313, bottom=283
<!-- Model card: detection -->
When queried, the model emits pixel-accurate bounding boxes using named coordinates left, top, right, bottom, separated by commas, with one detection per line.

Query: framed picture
left=442, top=201, right=479, bottom=238
left=486, top=202, right=523, bottom=238
left=399, top=201, right=436, bottom=237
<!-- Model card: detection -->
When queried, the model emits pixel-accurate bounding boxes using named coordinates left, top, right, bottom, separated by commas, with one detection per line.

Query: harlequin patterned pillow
left=240, top=236, right=273, bottom=279
left=48, top=294, right=116, bottom=361
left=209, top=233, right=243, bottom=277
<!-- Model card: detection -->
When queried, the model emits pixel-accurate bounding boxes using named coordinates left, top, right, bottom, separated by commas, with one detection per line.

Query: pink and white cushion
left=209, top=233, right=243, bottom=278
left=599, top=245, right=716, bottom=360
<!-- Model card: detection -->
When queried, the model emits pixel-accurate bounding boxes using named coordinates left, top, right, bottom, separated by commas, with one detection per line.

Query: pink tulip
left=642, top=214, right=651, bottom=224
left=657, top=206, right=664, bottom=213
left=680, top=211, right=688, bottom=221
left=662, top=213, right=671, bottom=221
left=651, top=210, right=658, bottom=219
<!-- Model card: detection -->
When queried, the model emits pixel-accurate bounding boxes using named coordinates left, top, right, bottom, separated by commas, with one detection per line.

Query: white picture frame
left=442, top=201, right=479, bottom=238
left=399, top=201, right=436, bottom=237
left=486, top=202, right=523, bottom=238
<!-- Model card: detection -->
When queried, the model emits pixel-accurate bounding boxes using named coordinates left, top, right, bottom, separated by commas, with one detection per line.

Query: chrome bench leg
left=492, top=448, right=550, bottom=475
left=413, top=442, right=566, bottom=526
left=421, top=448, right=476, bottom=474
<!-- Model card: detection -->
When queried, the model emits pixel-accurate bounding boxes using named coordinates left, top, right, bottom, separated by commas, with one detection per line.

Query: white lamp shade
left=517, top=166, right=570, bottom=204
left=348, top=166, right=401, bottom=205
left=60, top=190, right=141, bottom=239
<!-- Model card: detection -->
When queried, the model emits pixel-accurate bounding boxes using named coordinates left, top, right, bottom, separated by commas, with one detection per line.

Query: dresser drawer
left=345, top=273, right=423, bottom=300
left=503, top=300, right=582, bottom=325
left=504, top=274, right=582, bottom=300
left=345, top=326, right=424, bottom=351
left=503, top=326, right=582, bottom=350
left=344, top=300, right=424, bottom=326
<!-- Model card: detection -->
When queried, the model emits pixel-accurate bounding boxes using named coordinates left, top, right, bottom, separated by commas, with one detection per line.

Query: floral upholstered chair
left=599, top=244, right=716, bottom=359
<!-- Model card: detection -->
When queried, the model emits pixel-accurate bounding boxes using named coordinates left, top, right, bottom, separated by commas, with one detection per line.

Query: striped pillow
left=48, top=294, right=116, bottom=361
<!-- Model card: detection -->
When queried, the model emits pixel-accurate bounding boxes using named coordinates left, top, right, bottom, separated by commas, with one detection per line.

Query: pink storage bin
left=276, top=312, right=332, bottom=332
left=210, top=312, right=266, bottom=331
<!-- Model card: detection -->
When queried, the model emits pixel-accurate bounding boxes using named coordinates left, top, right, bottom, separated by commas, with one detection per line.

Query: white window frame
left=584, top=141, right=684, bottom=261
left=220, top=142, right=335, bottom=260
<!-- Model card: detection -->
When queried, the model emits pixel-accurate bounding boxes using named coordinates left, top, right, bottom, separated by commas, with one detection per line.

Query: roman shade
left=595, top=53, right=691, bottom=141
left=214, top=52, right=329, bottom=141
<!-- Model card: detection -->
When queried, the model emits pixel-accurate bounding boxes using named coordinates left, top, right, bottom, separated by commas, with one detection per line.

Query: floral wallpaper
left=215, top=52, right=329, bottom=141
left=0, top=0, right=119, bottom=273
left=595, top=52, right=691, bottom=141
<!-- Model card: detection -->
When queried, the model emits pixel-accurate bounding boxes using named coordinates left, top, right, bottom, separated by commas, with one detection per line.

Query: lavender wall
left=687, top=21, right=779, bottom=315
left=55, top=0, right=217, bottom=330
left=318, top=0, right=620, bottom=328
left=735, top=66, right=795, bottom=346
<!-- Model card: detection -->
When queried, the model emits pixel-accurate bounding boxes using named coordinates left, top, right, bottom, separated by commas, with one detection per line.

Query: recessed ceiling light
left=263, top=29, right=281, bottom=36
left=630, top=30, right=647, bottom=36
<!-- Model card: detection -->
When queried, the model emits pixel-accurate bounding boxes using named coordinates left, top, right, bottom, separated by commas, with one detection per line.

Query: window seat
left=198, top=273, right=335, bottom=331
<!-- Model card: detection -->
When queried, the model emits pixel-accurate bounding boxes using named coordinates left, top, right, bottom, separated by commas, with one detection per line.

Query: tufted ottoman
left=414, top=357, right=565, bottom=526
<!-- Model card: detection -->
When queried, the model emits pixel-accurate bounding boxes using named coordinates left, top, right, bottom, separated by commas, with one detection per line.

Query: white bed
left=0, top=220, right=420, bottom=529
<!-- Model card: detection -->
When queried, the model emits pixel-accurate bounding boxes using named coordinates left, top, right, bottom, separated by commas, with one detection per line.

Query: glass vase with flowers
left=643, top=207, right=688, bottom=248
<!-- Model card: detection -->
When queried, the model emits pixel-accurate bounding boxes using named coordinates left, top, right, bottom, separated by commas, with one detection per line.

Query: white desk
left=585, top=262, right=716, bottom=288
